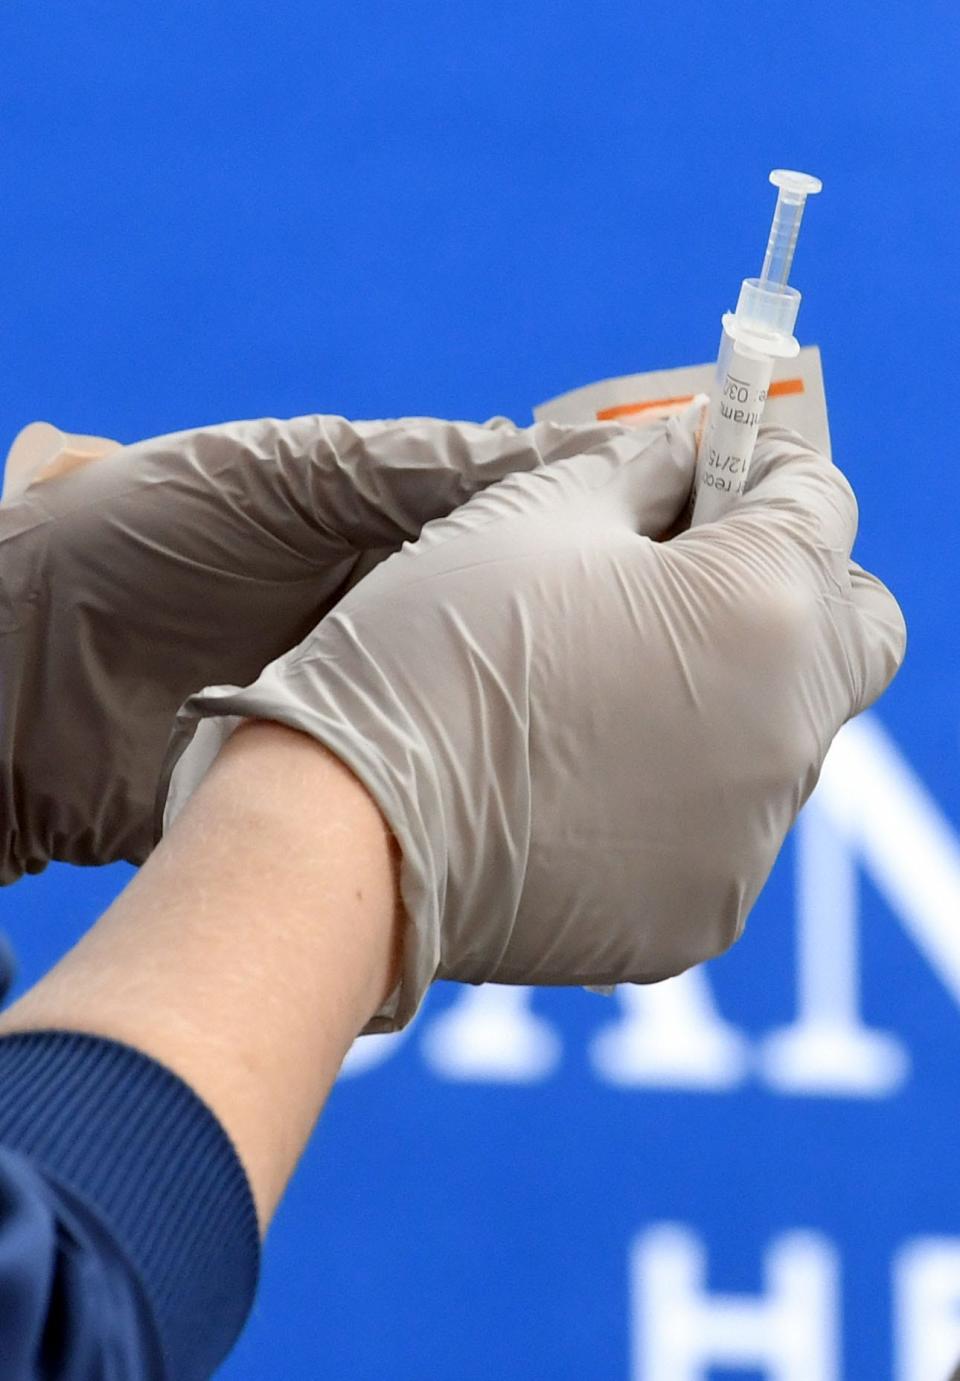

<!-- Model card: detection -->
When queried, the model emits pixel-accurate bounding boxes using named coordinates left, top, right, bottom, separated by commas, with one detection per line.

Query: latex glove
left=156, top=419, right=905, bottom=1032
left=0, top=410, right=685, bottom=884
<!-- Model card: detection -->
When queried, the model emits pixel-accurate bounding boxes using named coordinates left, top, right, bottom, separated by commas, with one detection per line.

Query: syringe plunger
left=730, top=169, right=823, bottom=346
left=759, top=169, right=823, bottom=289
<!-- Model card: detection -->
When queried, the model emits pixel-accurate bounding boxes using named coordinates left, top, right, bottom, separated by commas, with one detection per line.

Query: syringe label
left=691, top=339, right=774, bottom=523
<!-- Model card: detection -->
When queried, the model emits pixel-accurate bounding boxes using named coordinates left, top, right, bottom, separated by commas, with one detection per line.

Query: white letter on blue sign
left=630, top=1223, right=840, bottom=1380
left=760, top=713, right=960, bottom=1097
left=894, top=1238, right=960, bottom=1381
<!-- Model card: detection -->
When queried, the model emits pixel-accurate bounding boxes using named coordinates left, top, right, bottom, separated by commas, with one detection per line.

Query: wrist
left=0, top=718, right=404, bottom=1233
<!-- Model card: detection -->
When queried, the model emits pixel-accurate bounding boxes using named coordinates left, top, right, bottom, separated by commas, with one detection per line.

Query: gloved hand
left=0, top=410, right=681, bottom=883
left=156, top=419, right=905, bottom=1033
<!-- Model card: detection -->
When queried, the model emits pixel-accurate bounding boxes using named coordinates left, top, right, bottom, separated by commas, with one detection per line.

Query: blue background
left=0, top=3, right=957, bottom=1377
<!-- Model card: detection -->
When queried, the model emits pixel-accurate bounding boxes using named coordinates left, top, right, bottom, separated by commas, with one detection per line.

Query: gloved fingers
left=844, top=560, right=907, bottom=715
left=723, top=423, right=860, bottom=561
left=610, top=395, right=705, bottom=538
left=316, top=412, right=704, bottom=549
left=546, top=396, right=704, bottom=539
left=29, top=410, right=702, bottom=557
left=6, top=408, right=699, bottom=573
left=406, top=397, right=706, bottom=557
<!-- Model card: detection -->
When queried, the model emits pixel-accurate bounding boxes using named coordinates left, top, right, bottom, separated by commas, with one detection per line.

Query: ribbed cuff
left=0, top=1029, right=261, bottom=1381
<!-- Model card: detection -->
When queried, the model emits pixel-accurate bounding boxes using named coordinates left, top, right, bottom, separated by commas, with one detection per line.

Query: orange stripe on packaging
left=596, top=377, right=805, bottom=422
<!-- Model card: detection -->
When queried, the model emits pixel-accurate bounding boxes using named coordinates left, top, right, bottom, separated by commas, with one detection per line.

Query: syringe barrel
left=735, top=278, right=801, bottom=340
left=690, top=325, right=774, bottom=526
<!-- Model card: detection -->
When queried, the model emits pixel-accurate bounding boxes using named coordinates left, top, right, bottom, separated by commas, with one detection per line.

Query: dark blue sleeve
left=0, top=1031, right=261, bottom=1380
left=0, top=1144, right=164, bottom=1377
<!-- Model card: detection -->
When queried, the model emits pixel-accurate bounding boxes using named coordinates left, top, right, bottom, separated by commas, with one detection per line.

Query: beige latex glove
left=0, top=410, right=676, bottom=884
left=156, top=419, right=905, bottom=1031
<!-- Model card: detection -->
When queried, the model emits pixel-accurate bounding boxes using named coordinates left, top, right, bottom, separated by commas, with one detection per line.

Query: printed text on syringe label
left=690, top=333, right=775, bottom=524
left=702, top=450, right=746, bottom=494
left=702, top=373, right=769, bottom=496
left=721, top=374, right=767, bottom=423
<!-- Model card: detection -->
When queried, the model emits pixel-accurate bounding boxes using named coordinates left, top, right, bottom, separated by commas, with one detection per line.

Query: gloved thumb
left=327, top=401, right=706, bottom=598
left=592, top=393, right=707, bottom=538
left=375, top=395, right=705, bottom=564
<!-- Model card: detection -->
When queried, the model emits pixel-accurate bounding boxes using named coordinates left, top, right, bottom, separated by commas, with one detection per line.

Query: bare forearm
left=0, top=719, right=403, bottom=1235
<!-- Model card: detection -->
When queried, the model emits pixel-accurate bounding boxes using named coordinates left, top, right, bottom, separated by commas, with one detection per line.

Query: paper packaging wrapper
left=534, top=344, right=831, bottom=461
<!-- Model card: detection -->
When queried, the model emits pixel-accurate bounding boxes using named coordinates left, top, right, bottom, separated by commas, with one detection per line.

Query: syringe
left=689, top=169, right=822, bottom=526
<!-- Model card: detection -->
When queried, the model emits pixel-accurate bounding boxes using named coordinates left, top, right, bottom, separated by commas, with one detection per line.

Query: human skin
left=0, top=718, right=403, bottom=1237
